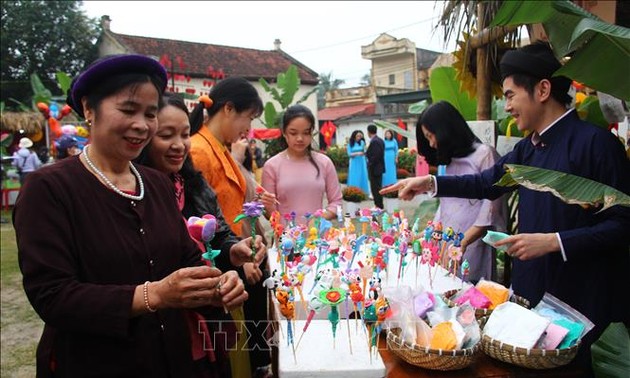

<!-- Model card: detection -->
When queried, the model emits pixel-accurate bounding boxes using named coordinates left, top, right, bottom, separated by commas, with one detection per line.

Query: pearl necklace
left=82, top=145, right=144, bottom=201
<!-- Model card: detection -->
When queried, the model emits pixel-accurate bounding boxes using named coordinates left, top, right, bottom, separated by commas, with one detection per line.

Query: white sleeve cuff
left=428, top=175, right=438, bottom=198
left=556, top=233, right=567, bottom=262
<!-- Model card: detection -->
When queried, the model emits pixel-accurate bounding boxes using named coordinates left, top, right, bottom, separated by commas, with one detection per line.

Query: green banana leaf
left=576, top=96, right=608, bottom=129
left=591, top=322, right=630, bottom=378
left=495, top=164, right=630, bottom=212
left=428, top=66, right=477, bottom=121
left=555, top=17, right=630, bottom=101
left=421, top=65, right=505, bottom=122
left=276, top=65, right=300, bottom=109
left=55, top=72, right=72, bottom=97
left=490, top=0, right=630, bottom=100
left=372, top=119, right=415, bottom=140
left=259, top=64, right=316, bottom=128
left=491, top=1, right=587, bottom=56
left=259, top=77, right=283, bottom=108
left=262, top=102, right=278, bottom=129
left=408, top=100, right=429, bottom=115
left=30, top=73, right=52, bottom=108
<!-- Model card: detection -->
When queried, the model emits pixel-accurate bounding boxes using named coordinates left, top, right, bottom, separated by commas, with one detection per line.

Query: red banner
left=397, top=118, right=406, bottom=142
left=252, top=128, right=282, bottom=140
left=320, top=121, right=337, bottom=148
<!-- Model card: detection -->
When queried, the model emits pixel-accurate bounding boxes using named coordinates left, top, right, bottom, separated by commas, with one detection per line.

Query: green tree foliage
left=1, top=0, right=100, bottom=108
left=359, top=72, right=371, bottom=87
left=317, top=71, right=344, bottom=109
left=491, top=0, right=630, bottom=100
left=324, top=145, right=349, bottom=171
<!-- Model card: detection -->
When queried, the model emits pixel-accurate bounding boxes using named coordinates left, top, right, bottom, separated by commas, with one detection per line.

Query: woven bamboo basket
left=441, top=289, right=531, bottom=319
left=478, top=317, right=580, bottom=369
left=386, top=327, right=480, bottom=371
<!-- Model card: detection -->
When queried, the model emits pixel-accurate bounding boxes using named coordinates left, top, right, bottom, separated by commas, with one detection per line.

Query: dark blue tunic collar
left=531, top=108, right=578, bottom=148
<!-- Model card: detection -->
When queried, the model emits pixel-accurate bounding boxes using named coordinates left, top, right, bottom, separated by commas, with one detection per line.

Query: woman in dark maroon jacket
left=13, top=54, right=259, bottom=377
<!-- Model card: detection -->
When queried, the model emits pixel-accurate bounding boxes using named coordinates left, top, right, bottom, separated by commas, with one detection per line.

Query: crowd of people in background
left=11, top=137, right=42, bottom=184
left=344, top=125, right=400, bottom=209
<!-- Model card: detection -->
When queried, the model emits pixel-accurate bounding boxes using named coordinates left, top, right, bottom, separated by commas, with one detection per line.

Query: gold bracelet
left=143, top=281, right=157, bottom=313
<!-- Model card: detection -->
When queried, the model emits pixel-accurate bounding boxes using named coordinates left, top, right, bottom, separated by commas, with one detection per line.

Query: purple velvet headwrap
left=67, top=54, right=167, bottom=117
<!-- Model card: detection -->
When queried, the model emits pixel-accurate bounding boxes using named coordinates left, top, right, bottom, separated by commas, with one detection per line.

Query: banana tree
left=429, top=66, right=478, bottom=121
left=490, top=0, right=630, bottom=101
left=437, top=1, right=523, bottom=120
left=258, top=65, right=319, bottom=159
left=30, top=73, right=53, bottom=110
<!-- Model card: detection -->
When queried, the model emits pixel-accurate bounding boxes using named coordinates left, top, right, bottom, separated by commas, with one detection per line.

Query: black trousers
left=368, top=171, right=383, bottom=209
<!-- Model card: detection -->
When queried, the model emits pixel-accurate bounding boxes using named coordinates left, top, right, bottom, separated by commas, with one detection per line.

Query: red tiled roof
left=108, top=32, right=319, bottom=84
left=318, top=103, right=376, bottom=121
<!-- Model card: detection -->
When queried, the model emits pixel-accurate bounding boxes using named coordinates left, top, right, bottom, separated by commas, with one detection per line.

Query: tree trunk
left=476, top=2, right=492, bottom=121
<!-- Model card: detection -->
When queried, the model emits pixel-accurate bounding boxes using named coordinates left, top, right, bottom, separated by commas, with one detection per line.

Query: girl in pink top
left=261, top=105, right=342, bottom=223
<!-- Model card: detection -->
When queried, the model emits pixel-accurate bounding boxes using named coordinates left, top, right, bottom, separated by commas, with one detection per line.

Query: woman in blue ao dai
left=382, top=129, right=399, bottom=187
left=346, top=130, right=370, bottom=197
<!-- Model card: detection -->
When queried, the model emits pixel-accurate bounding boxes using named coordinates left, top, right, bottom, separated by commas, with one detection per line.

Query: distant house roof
left=416, top=48, right=442, bottom=71
left=318, top=103, right=376, bottom=122
left=105, top=32, right=319, bottom=84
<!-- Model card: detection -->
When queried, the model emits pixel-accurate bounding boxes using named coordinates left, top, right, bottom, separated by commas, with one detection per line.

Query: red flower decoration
left=326, top=291, right=341, bottom=303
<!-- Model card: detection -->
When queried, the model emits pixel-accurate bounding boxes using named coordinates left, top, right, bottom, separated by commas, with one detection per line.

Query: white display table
left=267, top=245, right=467, bottom=377
left=276, top=319, right=386, bottom=378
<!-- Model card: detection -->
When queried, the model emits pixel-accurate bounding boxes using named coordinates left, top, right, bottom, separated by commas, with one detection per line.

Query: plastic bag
left=430, top=321, right=459, bottom=350
left=483, top=301, right=550, bottom=349
left=415, top=317, right=433, bottom=347
left=533, top=292, right=595, bottom=348
left=475, top=279, right=509, bottom=310
left=382, top=285, right=422, bottom=344
left=482, top=230, right=511, bottom=252
left=413, top=291, right=436, bottom=318
left=452, top=286, right=492, bottom=309
left=426, top=301, right=458, bottom=327
left=456, top=304, right=481, bottom=348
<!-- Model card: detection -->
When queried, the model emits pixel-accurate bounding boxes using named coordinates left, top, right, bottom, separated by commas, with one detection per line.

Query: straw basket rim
left=441, top=289, right=531, bottom=318
left=478, top=316, right=580, bottom=369
left=386, top=327, right=480, bottom=370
